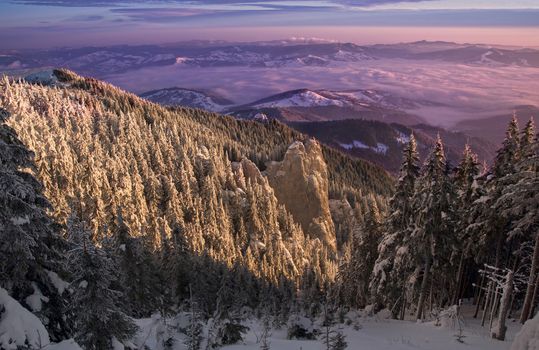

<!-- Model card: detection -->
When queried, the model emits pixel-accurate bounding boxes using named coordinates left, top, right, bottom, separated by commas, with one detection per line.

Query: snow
left=112, top=337, right=125, bottom=350
left=122, top=305, right=517, bottom=350
left=218, top=310, right=515, bottom=350
left=338, top=140, right=389, bottom=154
left=255, top=90, right=345, bottom=108
left=0, top=288, right=83, bottom=350
left=511, top=312, right=539, bottom=350
left=0, top=287, right=50, bottom=349
left=396, top=131, right=411, bottom=144
left=174, top=57, right=190, bottom=64
left=373, top=142, right=389, bottom=154
left=47, top=270, right=69, bottom=295
left=132, top=314, right=181, bottom=350
left=252, top=113, right=268, bottom=122
left=45, top=339, right=83, bottom=350
left=25, top=283, right=49, bottom=312
left=24, top=70, right=60, bottom=86
left=10, top=215, right=30, bottom=225
left=141, top=88, right=230, bottom=112
left=338, top=140, right=370, bottom=150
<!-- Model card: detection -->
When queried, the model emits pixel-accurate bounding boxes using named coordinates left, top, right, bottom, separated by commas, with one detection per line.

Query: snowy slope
left=244, top=88, right=442, bottom=111
left=253, top=90, right=346, bottom=108
left=140, top=87, right=234, bottom=112
left=0, top=287, right=82, bottom=350
left=0, top=287, right=50, bottom=349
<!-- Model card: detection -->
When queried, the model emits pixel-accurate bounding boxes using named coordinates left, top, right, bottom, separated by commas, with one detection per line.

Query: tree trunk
left=481, top=281, right=493, bottom=327
left=520, top=233, right=539, bottom=324
left=474, top=273, right=486, bottom=318
left=400, top=289, right=406, bottom=320
left=453, top=252, right=465, bottom=305
left=416, top=254, right=431, bottom=321
left=489, top=286, right=500, bottom=332
left=494, top=271, right=513, bottom=341
left=530, top=272, right=539, bottom=318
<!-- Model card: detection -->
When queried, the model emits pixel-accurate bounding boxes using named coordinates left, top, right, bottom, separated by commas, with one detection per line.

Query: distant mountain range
left=2, top=40, right=539, bottom=76
left=136, top=85, right=497, bottom=172
left=140, top=87, right=433, bottom=125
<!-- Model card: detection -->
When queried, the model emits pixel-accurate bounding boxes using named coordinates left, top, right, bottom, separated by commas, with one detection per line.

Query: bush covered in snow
left=287, top=315, right=318, bottom=340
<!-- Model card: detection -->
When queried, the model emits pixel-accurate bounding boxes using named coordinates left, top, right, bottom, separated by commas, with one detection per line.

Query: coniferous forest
left=0, top=70, right=538, bottom=349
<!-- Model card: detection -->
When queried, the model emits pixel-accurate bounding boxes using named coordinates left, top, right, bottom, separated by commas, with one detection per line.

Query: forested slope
left=0, top=69, right=391, bottom=325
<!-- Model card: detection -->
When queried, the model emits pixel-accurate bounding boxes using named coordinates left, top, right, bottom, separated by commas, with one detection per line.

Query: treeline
left=337, top=115, right=538, bottom=340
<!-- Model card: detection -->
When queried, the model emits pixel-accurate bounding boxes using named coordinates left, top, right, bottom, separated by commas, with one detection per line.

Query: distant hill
left=140, top=87, right=234, bottom=112
left=289, top=119, right=497, bottom=173
left=455, top=105, right=539, bottom=144
left=227, top=88, right=429, bottom=125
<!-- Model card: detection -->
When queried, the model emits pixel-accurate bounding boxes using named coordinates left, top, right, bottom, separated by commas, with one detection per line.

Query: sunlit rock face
left=266, top=139, right=336, bottom=251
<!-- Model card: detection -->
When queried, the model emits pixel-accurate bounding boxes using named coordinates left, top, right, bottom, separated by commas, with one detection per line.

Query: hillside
left=0, top=69, right=392, bottom=320
left=288, top=119, right=496, bottom=173
left=455, top=105, right=539, bottom=144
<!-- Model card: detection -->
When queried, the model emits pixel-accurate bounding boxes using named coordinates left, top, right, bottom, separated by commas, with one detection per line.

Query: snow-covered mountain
left=139, top=87, right=234, bottom=112
left=228, top=88, right=432, bottom=125
left=245, top=88, right=440, bottom=110
left=3, top=40, right=538, bottom=77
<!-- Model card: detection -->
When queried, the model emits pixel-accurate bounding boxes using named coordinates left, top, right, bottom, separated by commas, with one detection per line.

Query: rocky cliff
left=265, top=139, right=337, bottom=251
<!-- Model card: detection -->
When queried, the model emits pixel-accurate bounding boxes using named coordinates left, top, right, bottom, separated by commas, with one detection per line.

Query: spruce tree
left=451, top=144, right=480, bottom=304
left=107, top=209, right=161, bottom=317
left=0, top=107, right=68, bottom=339
left=185, top=284, right=203, bottom=350
left=369, top=134, right=419, bottom=315
left=470, top=117, right=521, bottom=280
left=67, top=214, right=138, bottom=349
left=411, top=136, right=455, bottom=320
left=495, top=120, right=538, bottom=323
left=341, top=201, right=381, bottom=308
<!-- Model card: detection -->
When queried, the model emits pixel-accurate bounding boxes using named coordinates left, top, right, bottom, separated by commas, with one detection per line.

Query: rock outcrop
left=265, top=139, right=336, bottom=251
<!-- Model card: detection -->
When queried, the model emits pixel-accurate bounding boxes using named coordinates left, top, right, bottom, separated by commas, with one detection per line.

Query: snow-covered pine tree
left=369, top=134, right=420, bottom=316
left=340, top=200, right=381, bottom=308
left=494, top=115, right=520, bottom=178
left=0, top=107, right=69, bottom=340
left=321, top=301, right=347, bottom=350
left=206, top=270, right=249, bottom=348
left=67, top=213, right=138, bottom=349
left=467, top=116, right=521, bottom=321
left=106, top=209, right=161, bottom=317
left=451, top=144, right=481, bottom=304
left=185, top=284, right=204, bottom=350
left=410, top=135, right=455, bottom=320
left=495, top=120, right=538, bottom=323
left=520, top=118, right=535, bottom=158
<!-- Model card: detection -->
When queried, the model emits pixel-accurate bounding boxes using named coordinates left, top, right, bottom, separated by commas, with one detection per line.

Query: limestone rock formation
left=265, top=139, right=336, bottom=251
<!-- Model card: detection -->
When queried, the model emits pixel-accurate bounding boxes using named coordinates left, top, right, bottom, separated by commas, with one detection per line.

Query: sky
left=1, top=0, right=539, bottom=49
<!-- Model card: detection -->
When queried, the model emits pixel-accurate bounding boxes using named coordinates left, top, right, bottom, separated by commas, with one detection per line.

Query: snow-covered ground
left=222, top=316, right=517, bottom=350
left=0, top=287, right=524, bottom=350
left=128, top=305, right=520, bottom=350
